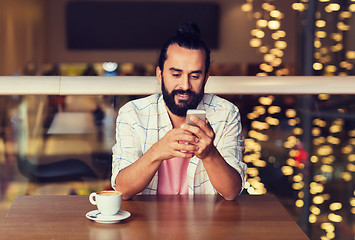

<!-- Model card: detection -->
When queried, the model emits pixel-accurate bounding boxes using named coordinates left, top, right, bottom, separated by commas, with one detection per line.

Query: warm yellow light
left=314, top=174, right=327, bottom=182
left=286, top=109, right=297, bottom=118
left=281, top=166, right=294, bottom=175
left=314, top=40, right=322, bottom=48
left=293, top=182, right=304, bottom=190
left=321, top=164, right=334, bottom=173
left=339, top=11, right=352, bottom=19
left=313, top=195, right=325, bottom=204
left=325, top=3, right=340, bottom=12
left=268, top=20, right=280, bottom=30
left=254, top=159, right=267, bottom=167
left=250, top=38, right=262, bottom=48
left=341, top=172, right=352, bottom=181
left=254, top=106, right=266, bottom=115
left=292, top=3, right=306, bottom=11
left=313, top=62, right=323, bottom=70
left=288, top=118, right=300, bottom=126
left=349, top=4, right=355, bottom=12
left=350, top=198, right=355, bottom=206
left=264, top=54, right=276, bottom=63
left=310, top=205, right=321, bottom=215
left=275, top=68, right=289, bottom=76
left=310, top=182, right=324, bottom=194
left=329, top=202, right=342, bottom=211
left=349, top=154, right=355, bottom=162
left=255, top=30, right=265, bottom=38
left=337, top=22, right=351, bottom=31
left=241, top=3, right=253, bottom=12
left=326, top=232, right=335, bottom=239
left=331, top=44, right=343, bottom=52
left=275, top=41, right=287, bottom=49
left=253, top=12, right=262, bottom=19
left=268, top=106, right=281, bottom=114
left=270, top=10, right=282, bottom=18
left=298, top=191, right=304, bottom=199
left=262, top=2, right=275, bottom=11
left=321, top=223, right=335, bottom=232
left=276, top=30, right=286, bottom=38
left=295, top=199, right=304, bottom=207
left=313, top=118, right=327, bottom=127
left=259, top=96, right=274, bottom=105
left=271, top=58, right=281, bottom=67
left=327, top=136, right=340, bottom=145
left=316, top=20, right=326, bottom=28
left=313, top=137, right=324, bottom=145
left=293, top=174, right=303, bottom=182
left=270, top=48, right=283, bottom=57
left=329, top=125, right=342, bottom=133
left=311, top=156, right=319, bottom=163
left=309, top=214, right=317, bottom=223
left=322, top=156, right=335, bottom=164
left=248, top=130, right=269, bottom=141
left=320, top=47, right=329, bottom=54
left=342, top=145, right=353, bottom=154
left=293, top=127, right=303, bottom=135
left=312, top=127, right=321, bottom=136
left=346, top=51, right=355, bottom=59
left=316, top=31, right=327, bottom=38
left=325, top=65, right=337, bottom=73
left=331, top=33, right=342, bottom=42
left=347, top=163, right=355, bottom=172
left=251, top=121, right=269, bottom=130
left=259, top=46, right=269, bottom=53
left=265, top=117, right=279, bottom=126
left=328, top=213, right=343, bottom=222
left=257, top=19, right=268, bottom=28
left=318, top=145, right=333, bottom=156
left=247, top=168, right=259, bottom=177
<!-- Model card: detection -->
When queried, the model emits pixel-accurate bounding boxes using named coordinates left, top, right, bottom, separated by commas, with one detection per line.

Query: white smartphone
left=186, top=109, right=206, bottom=127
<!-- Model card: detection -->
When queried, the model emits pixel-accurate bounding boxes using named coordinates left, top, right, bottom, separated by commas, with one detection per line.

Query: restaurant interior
left=0, top=0, right=354, bottom=239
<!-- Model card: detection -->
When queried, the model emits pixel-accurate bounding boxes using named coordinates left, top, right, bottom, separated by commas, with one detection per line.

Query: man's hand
left=152, top=128, right=199, bottom=161
left=181, top=116, right=216, bottom=159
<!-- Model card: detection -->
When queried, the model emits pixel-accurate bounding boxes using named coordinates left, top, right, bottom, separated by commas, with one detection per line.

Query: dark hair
left=157, top=23, right=211, bottom=74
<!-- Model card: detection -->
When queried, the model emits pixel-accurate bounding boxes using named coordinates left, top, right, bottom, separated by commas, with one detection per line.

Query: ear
left=156, top=66, right=162, bottom=85
left=204, top=72, right=210, bottom=84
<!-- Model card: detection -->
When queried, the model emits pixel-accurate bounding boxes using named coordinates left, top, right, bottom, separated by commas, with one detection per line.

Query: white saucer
left=86, top=210, right=131, bottom=224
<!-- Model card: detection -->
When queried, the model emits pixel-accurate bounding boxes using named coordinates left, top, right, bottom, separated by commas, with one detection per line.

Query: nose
left=180, top=75, right=191, bottom=91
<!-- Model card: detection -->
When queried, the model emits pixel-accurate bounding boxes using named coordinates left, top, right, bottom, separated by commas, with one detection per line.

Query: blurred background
left=0, top=0, right=354, bottom=239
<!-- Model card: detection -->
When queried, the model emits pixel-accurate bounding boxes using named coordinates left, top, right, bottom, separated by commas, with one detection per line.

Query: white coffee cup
left=89, top=190, right=122, bottom=216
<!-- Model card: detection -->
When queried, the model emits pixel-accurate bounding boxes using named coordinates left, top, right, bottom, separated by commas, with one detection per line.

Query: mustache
left=172, top=89, right=196, bottom=96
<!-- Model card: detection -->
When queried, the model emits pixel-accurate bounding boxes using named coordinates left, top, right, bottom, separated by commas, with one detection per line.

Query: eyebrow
left=169, top=67, right=203, bottom=74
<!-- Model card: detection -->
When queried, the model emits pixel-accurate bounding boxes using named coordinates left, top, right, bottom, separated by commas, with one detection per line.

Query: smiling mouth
left=177, top=93, right=190, bottom=100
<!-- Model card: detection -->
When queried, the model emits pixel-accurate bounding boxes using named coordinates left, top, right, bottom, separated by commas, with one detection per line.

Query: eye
left=172, top=73, right=181, bottom=77
left=190, top=74, right=200, bottom=79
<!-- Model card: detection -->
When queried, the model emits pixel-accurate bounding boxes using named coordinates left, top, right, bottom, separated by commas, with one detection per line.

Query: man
left=111, top=23, right=247, bottom=200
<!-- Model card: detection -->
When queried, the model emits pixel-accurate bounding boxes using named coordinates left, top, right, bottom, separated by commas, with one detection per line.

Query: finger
left=174, top=149, right=195, bottom=158
left=181, top=124, right=207, bottom=140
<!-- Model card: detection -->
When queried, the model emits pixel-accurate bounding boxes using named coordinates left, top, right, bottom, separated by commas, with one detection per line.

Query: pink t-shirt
left=157, top=157, right=190, bottom=195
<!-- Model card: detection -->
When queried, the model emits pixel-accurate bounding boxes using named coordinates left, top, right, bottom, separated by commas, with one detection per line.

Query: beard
left=161, top=77, right=205, bottom=117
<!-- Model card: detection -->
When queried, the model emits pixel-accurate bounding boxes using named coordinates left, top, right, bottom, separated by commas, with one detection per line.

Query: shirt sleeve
left=215, top=105, right=247, bottom=195
left=111, top=106, right=142, bottom=190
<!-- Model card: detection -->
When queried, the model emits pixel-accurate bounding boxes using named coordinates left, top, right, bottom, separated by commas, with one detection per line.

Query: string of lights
left=241, top=1, right=354, bottom=239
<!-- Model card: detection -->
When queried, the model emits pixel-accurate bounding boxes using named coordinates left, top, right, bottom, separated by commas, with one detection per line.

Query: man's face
left=157, top=44, right=208, bottom=117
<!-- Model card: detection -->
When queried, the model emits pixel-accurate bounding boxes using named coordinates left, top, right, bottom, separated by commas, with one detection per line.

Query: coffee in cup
left=89, top=190, right=122, bottom=216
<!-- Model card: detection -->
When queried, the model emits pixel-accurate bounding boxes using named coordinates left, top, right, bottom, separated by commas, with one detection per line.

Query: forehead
left=164, top=44, right=206, bottom=72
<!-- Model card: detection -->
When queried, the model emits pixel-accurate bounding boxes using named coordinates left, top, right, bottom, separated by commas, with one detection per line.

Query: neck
left=165, top=105, right=186, bottom=128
